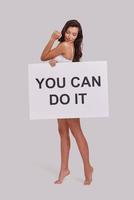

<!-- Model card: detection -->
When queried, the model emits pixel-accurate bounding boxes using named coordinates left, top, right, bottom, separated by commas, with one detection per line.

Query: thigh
left=57, top=118, right=69, bottom=132
left=66, top=118, right=81, bottom=129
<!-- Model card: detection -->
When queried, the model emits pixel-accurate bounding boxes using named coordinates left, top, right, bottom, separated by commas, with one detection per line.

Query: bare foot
left=54, top=169, right=70, bottom=184
left=84, top=166, right=93, bottom=185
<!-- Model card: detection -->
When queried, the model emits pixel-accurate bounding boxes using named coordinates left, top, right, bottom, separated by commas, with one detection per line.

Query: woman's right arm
left=40, top=38, right=55, bottom=61
left=40, top=31, right=61, bottom=61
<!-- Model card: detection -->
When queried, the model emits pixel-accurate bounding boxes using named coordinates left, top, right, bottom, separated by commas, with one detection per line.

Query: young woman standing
left=41, top=19, right=93, bottom=185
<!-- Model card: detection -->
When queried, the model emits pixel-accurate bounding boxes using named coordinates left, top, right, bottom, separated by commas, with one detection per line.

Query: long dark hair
left=58, top=19, right=83, bottom=62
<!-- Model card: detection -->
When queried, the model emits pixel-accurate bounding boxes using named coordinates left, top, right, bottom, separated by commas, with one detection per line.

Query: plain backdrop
left=0, top=0, right=134, bottom=199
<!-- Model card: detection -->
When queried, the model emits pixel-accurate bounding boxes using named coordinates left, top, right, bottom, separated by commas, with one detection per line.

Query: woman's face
left=64, top=26, right=79, bottom=43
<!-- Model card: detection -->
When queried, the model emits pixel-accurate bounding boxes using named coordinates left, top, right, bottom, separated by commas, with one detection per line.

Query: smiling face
left=64, top=26, right=79, bottom=43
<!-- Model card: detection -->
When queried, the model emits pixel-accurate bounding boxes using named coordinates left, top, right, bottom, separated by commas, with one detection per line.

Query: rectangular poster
left=28, top=61, right=109, bottom=119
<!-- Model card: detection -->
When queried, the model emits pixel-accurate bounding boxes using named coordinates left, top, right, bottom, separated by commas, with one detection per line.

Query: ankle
left=60, top=167, right=69, bottom=171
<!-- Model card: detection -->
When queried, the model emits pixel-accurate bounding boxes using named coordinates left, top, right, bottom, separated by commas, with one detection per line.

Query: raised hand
left=51, top=31, right=61, bottom=41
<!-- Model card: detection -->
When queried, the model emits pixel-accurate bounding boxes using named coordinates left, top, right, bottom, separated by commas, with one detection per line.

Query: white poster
left=28, top=61, right=109, bottom=119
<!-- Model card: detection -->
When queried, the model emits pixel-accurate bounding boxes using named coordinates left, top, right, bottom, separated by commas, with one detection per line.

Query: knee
left=67, top=119, right=81, bottom=137
left=57, top=119, right=69, bottom=137
left=58, top=126, right=69, bottom=137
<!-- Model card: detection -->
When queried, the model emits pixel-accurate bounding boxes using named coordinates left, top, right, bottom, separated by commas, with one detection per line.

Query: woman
left=40, top=19, right=93, bottom=185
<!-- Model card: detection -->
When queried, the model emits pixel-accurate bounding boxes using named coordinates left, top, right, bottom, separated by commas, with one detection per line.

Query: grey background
left=0, top=0, right=134, bottom=199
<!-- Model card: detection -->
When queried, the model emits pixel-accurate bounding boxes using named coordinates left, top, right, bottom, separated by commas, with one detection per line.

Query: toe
left=54, top=179, right=62, bottom=184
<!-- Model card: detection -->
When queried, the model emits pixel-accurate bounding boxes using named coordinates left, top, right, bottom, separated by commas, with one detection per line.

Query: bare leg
left=67, top=118, right=93, bottom=185
left=54, top=119, right=70, bottom=184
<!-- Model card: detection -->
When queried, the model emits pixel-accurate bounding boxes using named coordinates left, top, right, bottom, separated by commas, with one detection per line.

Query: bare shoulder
left=62, top=41, right=72, bottom=47
left=56, top=42, right=70, bottom=55
left=58, top=41, right=71, bottom=49
left=57, top=42, right=73, bottom=57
